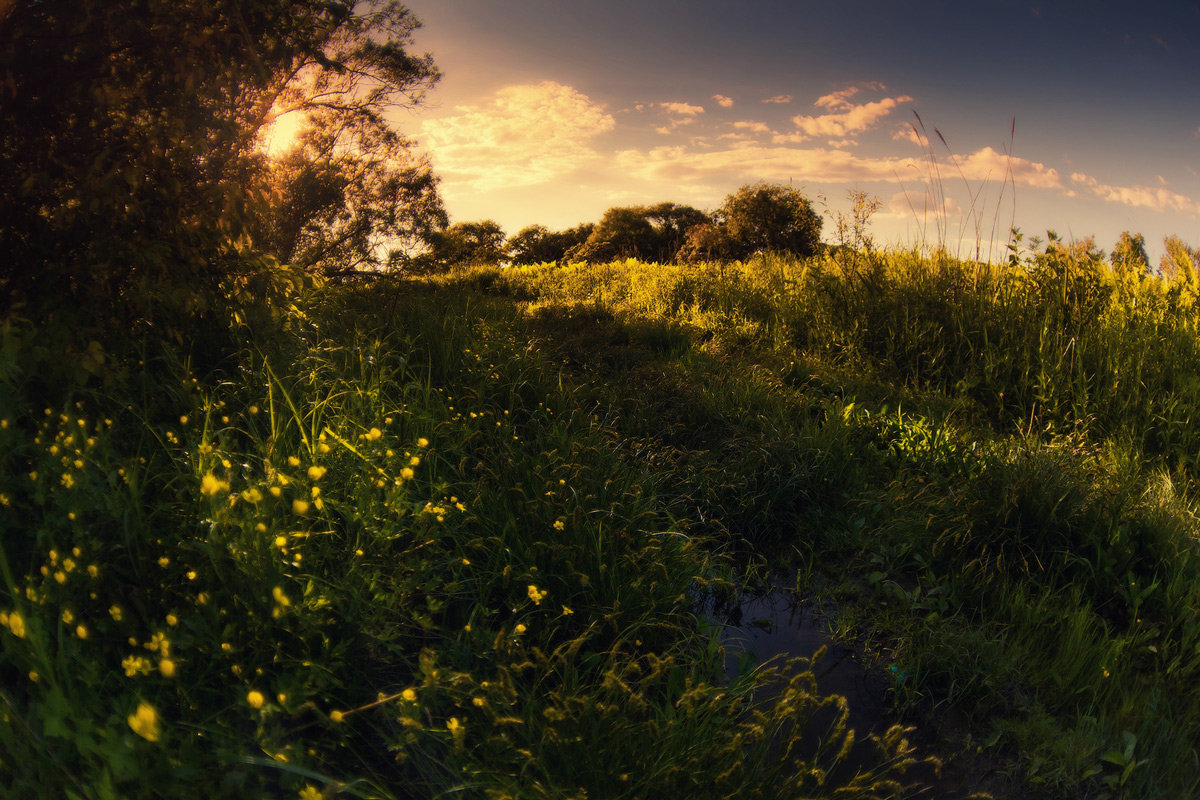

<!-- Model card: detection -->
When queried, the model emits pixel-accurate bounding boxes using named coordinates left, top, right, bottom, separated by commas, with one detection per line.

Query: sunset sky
left=398, top=0, right=1200, bottom=264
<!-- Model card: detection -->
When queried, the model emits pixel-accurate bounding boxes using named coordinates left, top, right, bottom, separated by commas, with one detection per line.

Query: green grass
left=0, top=279, right=928, bottom=799
left=442, top=247, right=1200, bottom=799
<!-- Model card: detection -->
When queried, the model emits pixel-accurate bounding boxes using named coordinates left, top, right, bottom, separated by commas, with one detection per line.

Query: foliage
left=719, top=183, right=823, bottom=259
left=413, top=220, right=507, bottom=271
left=0, top=0, right=439, bottom=326
left=253, top=118, right=446, bottom=278
left=1111, top=232, right=1149, bottom=278
left=505, top=223, right=594, bottom=265
left=567, top=203, right=710, bottom=263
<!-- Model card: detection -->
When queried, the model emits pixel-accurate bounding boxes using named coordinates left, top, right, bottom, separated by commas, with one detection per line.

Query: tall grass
left=455, top=246, right=1200, bottom=798
left=0, top=278, right=926, bottom=798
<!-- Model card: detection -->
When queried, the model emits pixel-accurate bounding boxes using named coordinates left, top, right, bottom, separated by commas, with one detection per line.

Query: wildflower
left=6, top=611, right=25, bottom=638
left=287, top=456, right=301, bottom=467
left=553, top=520, right=565, bottom=531
left=527, top=585, right=547, bottom=605
left=247, top=690, right=265, bottom=709
left=330, top=710, right=345, bottom=723
left=275, top=535, right=288, bottom=549
left=61, top=473, right=75, bottom=489
left=417, top=438, right=429, bottom=448
left=166, top=614, right=178, bottom=627
left=400, top=467, right=414, bottom=480
left=63, top=558, right=75, bottom=572
left=123, top=655, right=152, bottom=677
left=75, top=624, right=88, bottom=639
left=61, top=608, right=74, bottom=624
left=299, top=786, right=324, bottom=800
left=402, top=688, right=417, bottom=702
left=272, top=586, right=290, bottom=607
left=53, top=571, right=66, bottom=584
left=409, top=456, right=420, bottom=467
left=363, top=427, right=382, bottom=441
left=110, top=605, right=123, bottom=621
left=196, top=592, right=209, bottom=605
left=200, top=474, right=227, bottom=496
left=87, top=565, right=98, bottom=578
left=186, top=570, right=197, bottom=580
left=318, top=442, right=331, bottom=455
left=28, top=671, right=38, bottom=682
left=242, top=487, right=263, bottom=503
left=292, top=499, right=309, bottom=516
left=157, top=556, right=170, bottom=568
left=562, top=606, right=574, bottom=616
left=159, top=658, right=176, bottom=678
left=249, top=405, right=259, bottom=415
left=307, top=465, right=326, bottom=481
left=447, top=716, right=464, bottom=744
left=127, top=702, right=161, bottom=742
left=514, top=623, right=527, bottom=635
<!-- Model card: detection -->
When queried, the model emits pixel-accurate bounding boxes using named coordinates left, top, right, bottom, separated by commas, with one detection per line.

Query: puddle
left=716, top=587, right=891, bottom=740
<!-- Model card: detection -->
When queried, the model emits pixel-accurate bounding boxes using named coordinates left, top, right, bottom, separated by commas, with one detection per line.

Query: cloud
left=814, top=82, right=886, bottom=112
left=892, top=124, right=926, bottom=146
left=1070, top=172, right=1200, bottom=215
left=612, top=141, right=1061, bottom=194
left=733, top=120, right=772, bottom=134
left=712, top=94, right=734, bottom=108
left=661, top=101, right=705, bottom=116
left=792, top=95, right=913, bottom=139
left=762, top=94, right=793, bottom=104
left=420, top=81, right=614, bottom=191
left=614, top=144, right=913, bottom=184
left=956, top=146, right=1061, bottom=189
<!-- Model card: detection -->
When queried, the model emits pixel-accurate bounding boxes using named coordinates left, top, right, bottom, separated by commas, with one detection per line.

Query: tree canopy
left=718, top=183, right=822, bottom=259
left=0, top=0, right=440, bottom=327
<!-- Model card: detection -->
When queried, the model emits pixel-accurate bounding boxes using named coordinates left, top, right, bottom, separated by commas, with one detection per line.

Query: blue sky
left=396, top=0, right=1200, bottom=263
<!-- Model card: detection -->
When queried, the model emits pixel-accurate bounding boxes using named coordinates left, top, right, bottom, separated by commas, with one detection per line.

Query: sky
left=392, top=0, right=1200, bottom=264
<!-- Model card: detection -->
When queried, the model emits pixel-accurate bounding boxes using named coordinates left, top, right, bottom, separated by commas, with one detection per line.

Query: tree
left=677, top=222, right=737, bottom=263
left=416, top=221, right=506, bottom=270
left=719, top=183, right=822, bottom=258
left=1110, top=232, right=1149, bottom=279
left=567, top=204, right=709, bottom=263
left=0, top=0, right=439, bottom=326
left=1160, top=235, right=1198, bottom=287
left=255, top=121, right=446, bottom=278
left=506, top=223, right=594, bottom=265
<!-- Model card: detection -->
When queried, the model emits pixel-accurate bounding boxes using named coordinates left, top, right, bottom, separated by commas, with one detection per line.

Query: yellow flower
left=200, top=473, right=228, bottom=497
left=87, top=564, right=98, bottom=578
left=274, top=535, right=288, bottom=549
left=307, top=465, right=326, bottom=481
left=527, top=585, right=547, bottom=605
left=409, top=456, right=420, bottom=467
left=122, top=655, right=152, bottom=677
left=329, top=709, right=345, bottom=723
left=447, top=717, right=464, bottom=742
left=318, top=442, right=331, bottom=455
left=61, top=608, right=74, bottom=624
left=242, top=487, right=264, bottom=503
left=166, top=614, right=178, bottom=627
left=75, top=624, right=88, bottom=639
left=269, top=486, right=282, bottom=498
left=402, top=688, right=417, bottom=702
left=287, top=456, right=301, bottom=467
left=400, top=467, right=414, bottom=480
left=292, top=499, right=309, bottom=516
left=553, top=520, right=565, bottom=531
left=561, top=606, right=574, bottom=615
left=247, top=690, right=265, bottom=709
left=272, top=586, right=290, bottom=607
left=159, top=658, right=177, bottom=678
left=249, top=405, right=259, bottom=415
left=127, top=702, right=160, bottom=742
left=364, top=427, right=382, bottom=441
left=417, top=438, right=429, bottom=448
left=514, top=623, right=527, bottom=635
left=299, top=785, right=323, bottom=800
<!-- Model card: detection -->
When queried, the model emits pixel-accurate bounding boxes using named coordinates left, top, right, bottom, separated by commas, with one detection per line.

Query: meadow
left=4, top=241, right=1200, bottom=799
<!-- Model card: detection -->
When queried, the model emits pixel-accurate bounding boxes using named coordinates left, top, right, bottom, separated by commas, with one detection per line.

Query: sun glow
left=260, top=111, right=305, bottom=156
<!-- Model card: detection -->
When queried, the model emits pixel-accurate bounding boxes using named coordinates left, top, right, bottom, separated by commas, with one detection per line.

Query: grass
left=0, top=278, right=928, bottom=798
left=4, top=238, right=1200, bottom=797
left=443, top=244, right=1200, bottom=799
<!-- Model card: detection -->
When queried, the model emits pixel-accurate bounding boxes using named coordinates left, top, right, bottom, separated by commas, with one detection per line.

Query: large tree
left=506, top=223, right=594, bottom=265
left=719, top=183, right=822, bottom=259
left=567, top=203, right=710, bottom=263
left=0, top=0, right=439, bottom=325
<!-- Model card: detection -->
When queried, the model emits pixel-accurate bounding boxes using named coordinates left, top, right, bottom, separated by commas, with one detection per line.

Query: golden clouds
left=420, top=81, right=614, bottom=191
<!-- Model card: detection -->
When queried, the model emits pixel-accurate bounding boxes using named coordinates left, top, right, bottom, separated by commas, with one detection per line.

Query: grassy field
left=4, top=244, right=1200, bottom=798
